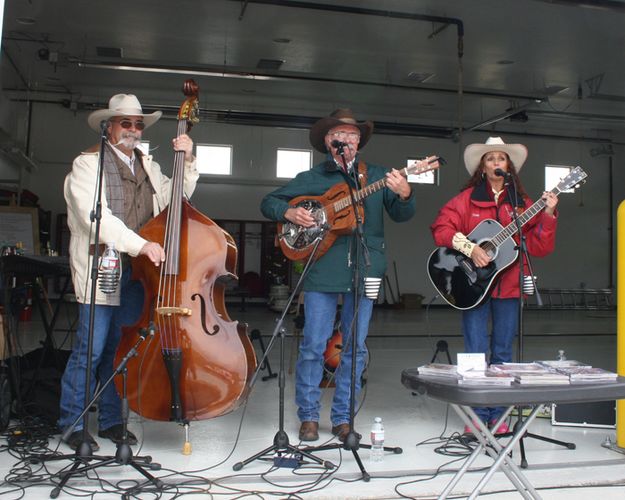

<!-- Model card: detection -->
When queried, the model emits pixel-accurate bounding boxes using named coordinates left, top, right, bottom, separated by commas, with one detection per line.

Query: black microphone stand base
left=497, top=410, right=575, bottom=469
left=302, top=432, right=402, bottom=482
left=431, top=340, right=452, bottom=364
left=45, top=444, right=163, bottom=499
left=232, top=429, right=335, bottom=471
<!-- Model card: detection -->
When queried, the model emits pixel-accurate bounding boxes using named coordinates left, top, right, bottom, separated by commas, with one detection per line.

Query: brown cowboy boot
left=298, top=421, right=319, bottom=441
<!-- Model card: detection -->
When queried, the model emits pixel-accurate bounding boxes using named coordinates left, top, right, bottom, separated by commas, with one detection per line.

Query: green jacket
left=260, top=158, right=416, bottom=292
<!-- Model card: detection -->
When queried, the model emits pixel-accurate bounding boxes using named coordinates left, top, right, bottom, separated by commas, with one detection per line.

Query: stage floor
left=1, top=305, right=624, bottom=499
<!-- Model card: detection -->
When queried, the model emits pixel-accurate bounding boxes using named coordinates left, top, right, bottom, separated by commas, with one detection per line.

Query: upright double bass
left=115, top=80, right=256, bottom=427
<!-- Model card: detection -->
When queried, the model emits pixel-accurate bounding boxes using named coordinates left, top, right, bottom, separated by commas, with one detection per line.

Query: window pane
left=545, top=165, right=573, bottom=193
left=197, top=144, right=232, bottom=175
left=277, top=149, right=312, bottom=178
left=406, top=158, right=435, bottom=184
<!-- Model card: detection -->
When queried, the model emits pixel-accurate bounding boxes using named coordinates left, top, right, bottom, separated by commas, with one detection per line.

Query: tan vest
left=109, top=152, right=154, bottom=233
left=109, top=152, right=155, bottom=268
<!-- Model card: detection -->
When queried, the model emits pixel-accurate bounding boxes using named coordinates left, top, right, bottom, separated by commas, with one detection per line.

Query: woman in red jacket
left=431, top=137, right=559, bottom=434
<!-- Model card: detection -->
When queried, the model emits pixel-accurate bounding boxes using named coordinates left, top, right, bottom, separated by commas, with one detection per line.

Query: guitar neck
left=332, top=158, right=436, bottom=212
left=491, top=185, right=560, bottom=247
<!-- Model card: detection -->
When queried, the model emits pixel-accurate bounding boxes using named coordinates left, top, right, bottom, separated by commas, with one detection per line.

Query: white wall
left=23, top=101, right=624, bottom=295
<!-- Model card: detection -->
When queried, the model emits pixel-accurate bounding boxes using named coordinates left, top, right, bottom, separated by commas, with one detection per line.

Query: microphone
left=494, top=168, right=511, bottom=178
left=331, top=139, right=347, bottom=149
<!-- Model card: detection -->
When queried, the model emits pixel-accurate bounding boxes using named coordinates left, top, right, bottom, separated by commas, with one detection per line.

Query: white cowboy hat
left=87, top=94, right=162, bottom=132
left=463, top=136, right=528, bottom=175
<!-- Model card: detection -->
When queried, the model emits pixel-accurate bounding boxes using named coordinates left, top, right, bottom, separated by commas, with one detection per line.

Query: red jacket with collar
left=430, top=181, right=558, bottom=299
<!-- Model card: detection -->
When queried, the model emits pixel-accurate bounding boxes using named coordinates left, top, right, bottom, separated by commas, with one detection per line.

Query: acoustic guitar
left=427, top=166, right=587, bottom=310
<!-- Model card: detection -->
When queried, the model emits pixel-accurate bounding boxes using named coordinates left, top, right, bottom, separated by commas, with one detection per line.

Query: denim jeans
left=462, top=297, right=519, bottom=422
left=296, top=291, right=373, bottom=425
left=59, top=270, right=144, bottom=433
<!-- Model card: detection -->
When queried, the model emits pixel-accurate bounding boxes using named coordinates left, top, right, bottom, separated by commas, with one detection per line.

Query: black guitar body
left=427, top=219, right=518, bottom=310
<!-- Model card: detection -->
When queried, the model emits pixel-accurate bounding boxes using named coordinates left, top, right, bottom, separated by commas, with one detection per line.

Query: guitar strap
left=356, top=161, right=368, bottom=190
left=336, top=159, right=368, bottom=191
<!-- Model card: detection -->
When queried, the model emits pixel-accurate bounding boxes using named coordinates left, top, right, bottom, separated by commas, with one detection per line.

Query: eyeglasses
left=113, top=119, right=146, bottom=131
left=327, top=131, right=360, bottom=141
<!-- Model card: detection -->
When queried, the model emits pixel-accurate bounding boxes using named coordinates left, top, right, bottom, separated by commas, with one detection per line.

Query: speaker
left=551, top=400, right=615, bottom=429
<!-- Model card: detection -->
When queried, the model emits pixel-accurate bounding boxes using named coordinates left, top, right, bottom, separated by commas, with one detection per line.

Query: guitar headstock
left=405, top=156, right=444, bottom=177
left=556, top=166, right=588, bottom=192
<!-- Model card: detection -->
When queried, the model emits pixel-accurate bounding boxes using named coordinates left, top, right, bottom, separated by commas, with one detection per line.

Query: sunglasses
left=113, top=119, right=146, bottom=131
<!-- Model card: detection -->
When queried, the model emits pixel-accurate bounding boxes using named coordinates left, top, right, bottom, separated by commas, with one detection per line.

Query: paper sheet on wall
left=0, top=212, right=35, bottom=254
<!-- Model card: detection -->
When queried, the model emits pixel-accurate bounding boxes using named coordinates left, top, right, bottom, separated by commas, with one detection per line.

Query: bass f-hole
left=191, top=293, right=220, bottom=336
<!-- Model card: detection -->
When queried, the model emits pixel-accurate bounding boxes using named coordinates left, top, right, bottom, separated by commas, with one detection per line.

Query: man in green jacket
left=261, top=109, right=419, bottom=442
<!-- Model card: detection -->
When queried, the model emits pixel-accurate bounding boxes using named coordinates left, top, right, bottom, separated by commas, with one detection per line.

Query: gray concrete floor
left=1, top=302, right=624, bottom=499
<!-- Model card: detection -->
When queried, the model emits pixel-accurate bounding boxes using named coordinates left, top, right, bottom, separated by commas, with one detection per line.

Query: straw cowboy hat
left=87, top=94, right=162, bottom=132
left=309, top=108, right=374, bottom=153
left=463, top=136, right=528, bottom=175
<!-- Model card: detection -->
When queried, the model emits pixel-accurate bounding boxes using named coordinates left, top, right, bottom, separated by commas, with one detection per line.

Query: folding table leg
left=465, top=405, right=543, bottom=500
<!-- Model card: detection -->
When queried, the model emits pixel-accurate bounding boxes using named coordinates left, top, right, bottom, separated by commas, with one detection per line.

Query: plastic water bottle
left=370, top=417, right=384, bottom=462
left=98, top=242, right=121, bottom=294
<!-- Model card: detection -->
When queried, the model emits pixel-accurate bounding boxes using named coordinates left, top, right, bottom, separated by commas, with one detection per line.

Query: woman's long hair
left=462, top=154, right=528, bottom=199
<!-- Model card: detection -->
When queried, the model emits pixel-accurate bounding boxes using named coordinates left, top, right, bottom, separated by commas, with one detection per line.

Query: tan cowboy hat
left=463, top=136, right=528, bottom=175
left=87, top=94, right=162, bottom=132
left=309, top=108, right=374, bottom=153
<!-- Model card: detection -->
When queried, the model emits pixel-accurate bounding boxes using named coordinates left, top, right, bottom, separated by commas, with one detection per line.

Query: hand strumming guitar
left=470, top=245, right=492, bottom=268
left=285, top=206, right=316, bottom=228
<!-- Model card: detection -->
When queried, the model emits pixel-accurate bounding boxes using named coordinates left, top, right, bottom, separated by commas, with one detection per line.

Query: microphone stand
left=58, top=121, right=108, bottom=456
left=303, top=146, right=402, bottom=482
left=497, top=173, right=574, bottom=468
left=232, top=233, right=334, bottom=471
left=28, top=124, right=166, bottom=497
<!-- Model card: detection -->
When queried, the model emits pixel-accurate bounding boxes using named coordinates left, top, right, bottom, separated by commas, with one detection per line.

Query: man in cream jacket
left=59, top=94, right=199, bottom=451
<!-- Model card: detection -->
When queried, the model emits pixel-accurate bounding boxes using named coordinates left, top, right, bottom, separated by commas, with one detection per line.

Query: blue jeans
left=462, top=298, right=519, bottom=422
left=59, top=271, right=144, bottom=433
left=296, top=291, right=373, bottom=425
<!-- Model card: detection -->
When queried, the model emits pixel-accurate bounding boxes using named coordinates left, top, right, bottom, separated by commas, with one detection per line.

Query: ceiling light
left=545, top=85, right=569, bottom=95
left=96, top=46, right=123, bottom=58
left=407, top=71, right=434, bottom=83
left=16, top=17, right=36, bottom=25
left=78, top=62, right=274, bottom=80
left=256, top=59, right=284, bottom=70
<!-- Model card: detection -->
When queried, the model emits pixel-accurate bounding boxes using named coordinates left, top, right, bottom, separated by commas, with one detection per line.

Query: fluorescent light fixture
left=78, top=62, right=273, bottom=81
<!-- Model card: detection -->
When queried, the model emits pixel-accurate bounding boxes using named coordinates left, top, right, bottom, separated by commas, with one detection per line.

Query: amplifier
left=551, top=401, right=615, bottom=429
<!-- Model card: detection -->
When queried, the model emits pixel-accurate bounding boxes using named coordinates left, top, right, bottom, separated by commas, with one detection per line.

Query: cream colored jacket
left=64, top=149, right=199, bottom=305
